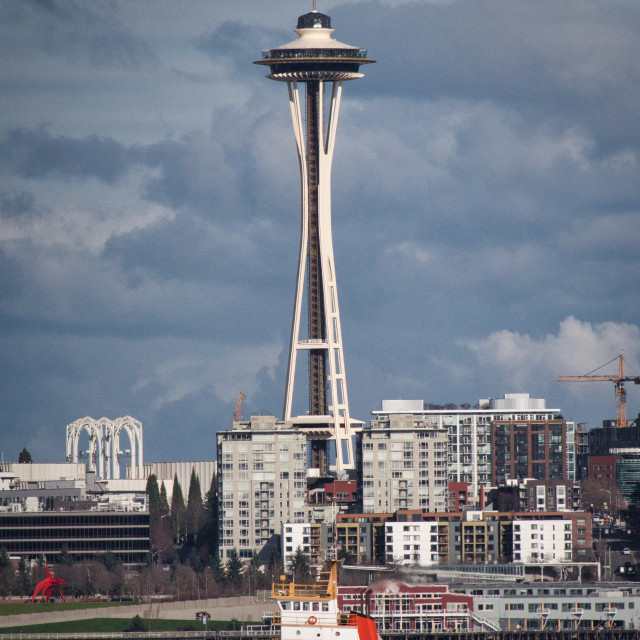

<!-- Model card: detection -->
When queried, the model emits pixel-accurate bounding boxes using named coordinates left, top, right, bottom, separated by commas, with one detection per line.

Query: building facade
left=217, top=416, right=309, bottom=559
left=339, top=583, right=479, bottom=633
left=492, top=418, right=567, bottom=484
left=519, top=479, right=581, bottom=512
left=359, top=409, right=448, bottom=514
left=370, top=394, right=561, bottom=502
left=281, top=522, right=332, bottom=571
left=463, top=582, right=640, bottom=631
left=0, top=510, right=149, bottom=564
left=512, top=519, right=572, bottom=563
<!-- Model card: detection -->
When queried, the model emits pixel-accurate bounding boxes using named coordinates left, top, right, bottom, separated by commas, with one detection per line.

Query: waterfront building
left=339, top=583, right=482, bottom=633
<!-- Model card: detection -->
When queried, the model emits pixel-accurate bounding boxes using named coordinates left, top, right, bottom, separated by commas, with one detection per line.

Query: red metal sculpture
left=31, top=563, right=67, bottom=603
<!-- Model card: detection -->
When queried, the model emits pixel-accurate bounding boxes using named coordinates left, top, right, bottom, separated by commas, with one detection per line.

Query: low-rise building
left=339, top=582, right=479, bottom=633
left=281, top=522, right=332, bottom=570
left=512, top=519, right=572, bottom=563
left=459, top=582, right=640, bottom=631
left=385, top=521, right=440, bottom=566
left=334, top=509, right=593, bottom=568
left=0, top=508, right=149, bottom=564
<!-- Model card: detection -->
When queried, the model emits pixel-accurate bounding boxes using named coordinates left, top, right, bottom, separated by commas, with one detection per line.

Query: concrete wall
left=0, top=595, right=277, bottom=629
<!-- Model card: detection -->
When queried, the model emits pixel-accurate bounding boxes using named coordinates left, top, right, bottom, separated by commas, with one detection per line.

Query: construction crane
left=232, top=392, right=245, bottom=423
left=558, top=353, right=640, bottom=428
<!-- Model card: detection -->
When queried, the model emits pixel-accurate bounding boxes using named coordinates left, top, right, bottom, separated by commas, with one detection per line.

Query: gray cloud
left=0, top=127, right=139, bottom=183
left=197, top=20, right=289, bottom=65
left=334, top=0, right=640, bottom=153
left=0, top=0, right=638, bottom=463
left=0, top=0, right=155, bottom=69
left=0, top=189, right=39, bottom=219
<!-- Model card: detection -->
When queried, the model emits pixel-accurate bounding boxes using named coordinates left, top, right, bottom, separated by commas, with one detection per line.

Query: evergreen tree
left=17, top=557, right=32, bottom=595
left=18, top=447, right=33, bottom=463
left=245, top=551, right=267, bottom=593
left=225, top=548, right=243, bottom=592
left=201, top=474, right=218, bottom=556
left=170, top=474, right=186, bottom=543
left=186, top=469, right=203, bottom=543
left=209, top=553, right=226, bottom=586
left=187, top=548, right=204, bottom=573
left=289, top=547, right=312, bottom=584
left=58, top=545, right=75, bottom=566
left=128, top=615, right=148, bottom=632
left=265, top=546, right=283, bottom=585
left=160, top=482, right=170, bottom=517
left=0, top=548, right=13, bottom=597
left=99, top=551, right=120, bottom=571
left=146, top=474, right=162, bottom=525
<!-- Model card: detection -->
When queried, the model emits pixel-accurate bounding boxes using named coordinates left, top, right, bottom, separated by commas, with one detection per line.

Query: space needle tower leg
left=256, top=10, right=374, bottom=472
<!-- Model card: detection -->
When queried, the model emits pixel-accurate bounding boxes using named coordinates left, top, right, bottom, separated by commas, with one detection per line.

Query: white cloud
left=143, top=341, right=282, bottom=410
left=462, top=316, right=640, bottom=405
left=385, top=240, right=433, bottom=264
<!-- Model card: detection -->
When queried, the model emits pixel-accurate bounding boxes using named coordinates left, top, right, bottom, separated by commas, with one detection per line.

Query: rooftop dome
left=297, top=11, right=331, bottom=29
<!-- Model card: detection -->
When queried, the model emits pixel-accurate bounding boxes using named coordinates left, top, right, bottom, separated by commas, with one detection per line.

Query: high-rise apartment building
left=370, top=394, right=561, bottom=502
left=217, top=416, right=309, bottom=559
left=492, top=418, right=567, bottom=484
left=359, top=409, right=449, bottom=513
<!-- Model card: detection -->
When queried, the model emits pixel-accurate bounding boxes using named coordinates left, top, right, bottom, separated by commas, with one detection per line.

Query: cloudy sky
left=1, top=0, right=639, bottom=465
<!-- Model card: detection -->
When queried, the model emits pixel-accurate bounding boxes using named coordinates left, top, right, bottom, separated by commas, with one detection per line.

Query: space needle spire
left=255, top=11, right=374, bottom=472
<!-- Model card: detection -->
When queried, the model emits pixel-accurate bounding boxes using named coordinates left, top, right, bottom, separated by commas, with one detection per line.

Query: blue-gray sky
left=1, top=0, right=639, bottom=464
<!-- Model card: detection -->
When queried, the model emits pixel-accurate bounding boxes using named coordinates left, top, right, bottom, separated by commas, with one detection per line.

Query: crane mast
left=232, top=392, right=245, bottom=424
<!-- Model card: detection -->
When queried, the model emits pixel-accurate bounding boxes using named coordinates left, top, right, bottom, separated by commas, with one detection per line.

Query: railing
left=0, top=633, right=253, bottom=640
left=469, top=612, right=501, bottom=632
left=261, top=48, right=369, bottom=60
left=271, top=582, right=329, bottom=599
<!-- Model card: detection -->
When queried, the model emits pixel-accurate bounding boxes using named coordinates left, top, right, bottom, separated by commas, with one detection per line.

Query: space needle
left=255, top=8, right=374, bottom=473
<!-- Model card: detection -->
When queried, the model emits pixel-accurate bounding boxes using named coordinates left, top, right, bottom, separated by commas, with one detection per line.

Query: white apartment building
left=384, top=521, right=440, bottom=566
left=360, top=408, right=448, bottom=513
left=513, top=519, right=573, bottom=563
left=217, top=416, right=309, bottom=559
left=371, top=394, right=562, bottom=502
left=281, top=522, right=333, bottom=571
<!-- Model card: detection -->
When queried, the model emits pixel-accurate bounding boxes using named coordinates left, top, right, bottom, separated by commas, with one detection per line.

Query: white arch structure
left=66, top=416, right=143, bottom=479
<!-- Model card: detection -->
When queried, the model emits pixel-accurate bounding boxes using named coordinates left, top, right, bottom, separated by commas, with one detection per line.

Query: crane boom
left=557, top=375, right=619, bottom=382
left=557, top=353, right=640, bottom=428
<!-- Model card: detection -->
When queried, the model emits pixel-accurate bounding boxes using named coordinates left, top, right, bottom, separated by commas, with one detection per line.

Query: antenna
left=312, top=0, right=317, bottom=11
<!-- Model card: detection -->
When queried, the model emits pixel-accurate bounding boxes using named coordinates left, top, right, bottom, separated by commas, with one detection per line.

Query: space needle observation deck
left=255, top=11, right=373, bottom=82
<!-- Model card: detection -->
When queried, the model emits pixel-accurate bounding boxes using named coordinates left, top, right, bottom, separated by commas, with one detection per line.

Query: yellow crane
left=232, top=392, right=246, bottom=423
left=558, top=353, right=640, bottom=428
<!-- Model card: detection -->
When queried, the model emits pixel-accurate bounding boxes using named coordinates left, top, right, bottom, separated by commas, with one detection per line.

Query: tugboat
left=272, top=560, right=379, bottom=640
